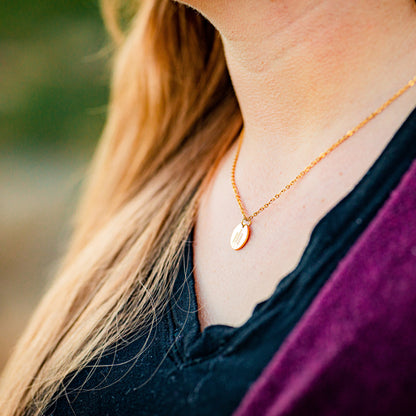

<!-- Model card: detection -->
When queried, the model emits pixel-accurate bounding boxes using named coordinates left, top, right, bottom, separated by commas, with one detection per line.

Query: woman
left=1, top=0, right=416, bottom=414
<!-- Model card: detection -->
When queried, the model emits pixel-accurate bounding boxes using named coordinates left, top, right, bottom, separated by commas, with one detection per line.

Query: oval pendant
left=230, top=222, right=250, bottom=250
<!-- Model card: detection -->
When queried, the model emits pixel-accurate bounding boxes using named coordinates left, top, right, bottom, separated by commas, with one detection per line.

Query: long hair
left=0, top=1, right=242, bottom=414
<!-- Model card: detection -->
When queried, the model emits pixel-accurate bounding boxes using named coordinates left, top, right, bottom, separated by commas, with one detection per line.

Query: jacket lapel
left=234, top=158, right=416, bottom=416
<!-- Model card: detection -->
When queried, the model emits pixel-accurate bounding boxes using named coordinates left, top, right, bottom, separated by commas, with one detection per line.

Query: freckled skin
left=174, top=0, right=416, bottom=329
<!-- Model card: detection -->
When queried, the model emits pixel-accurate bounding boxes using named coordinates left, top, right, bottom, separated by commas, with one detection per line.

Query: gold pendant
left=230, top=219, right=250, bottom=250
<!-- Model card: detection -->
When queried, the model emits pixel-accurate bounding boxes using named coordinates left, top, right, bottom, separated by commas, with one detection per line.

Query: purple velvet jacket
left=234, top=158, right=416, bottom=416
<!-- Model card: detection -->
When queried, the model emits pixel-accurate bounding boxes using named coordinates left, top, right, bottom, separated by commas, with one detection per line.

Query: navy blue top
left=46, top=106, right=416, bottom=416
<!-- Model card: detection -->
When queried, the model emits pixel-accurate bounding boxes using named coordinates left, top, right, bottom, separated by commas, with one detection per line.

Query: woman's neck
left=218, top=1, right=416, bottom=144
left=181, top=0, right=416, bottom=192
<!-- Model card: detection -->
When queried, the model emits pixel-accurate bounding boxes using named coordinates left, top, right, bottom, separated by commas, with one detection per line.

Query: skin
left=175, top=0, right=416, bottom=330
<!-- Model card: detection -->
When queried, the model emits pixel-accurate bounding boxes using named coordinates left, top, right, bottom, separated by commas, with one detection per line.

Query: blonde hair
left=0, top=1, right=242, bottom=414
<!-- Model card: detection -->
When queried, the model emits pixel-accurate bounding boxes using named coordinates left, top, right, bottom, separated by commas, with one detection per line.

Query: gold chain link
left=231, top=74, right=416, bottom=225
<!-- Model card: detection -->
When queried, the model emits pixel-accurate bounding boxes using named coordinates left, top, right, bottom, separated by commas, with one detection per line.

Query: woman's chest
left=191, top=133, right=395, bottom=330
left=192, top=173, right=352, bottom=331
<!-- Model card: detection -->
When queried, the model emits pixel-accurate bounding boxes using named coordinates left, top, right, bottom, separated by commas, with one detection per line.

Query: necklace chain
left=231, top=74, right=416, bottom=227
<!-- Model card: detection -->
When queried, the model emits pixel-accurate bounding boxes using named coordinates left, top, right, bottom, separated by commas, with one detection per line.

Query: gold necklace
left=230, top=74, right=416, bottom=250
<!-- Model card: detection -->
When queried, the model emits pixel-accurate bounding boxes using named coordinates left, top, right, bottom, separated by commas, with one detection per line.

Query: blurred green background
left=1, top=0, right=109, bottom=369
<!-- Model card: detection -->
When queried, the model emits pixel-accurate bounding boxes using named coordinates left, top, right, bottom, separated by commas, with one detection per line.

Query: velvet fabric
left=234, top=158, right=416, bottom=416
